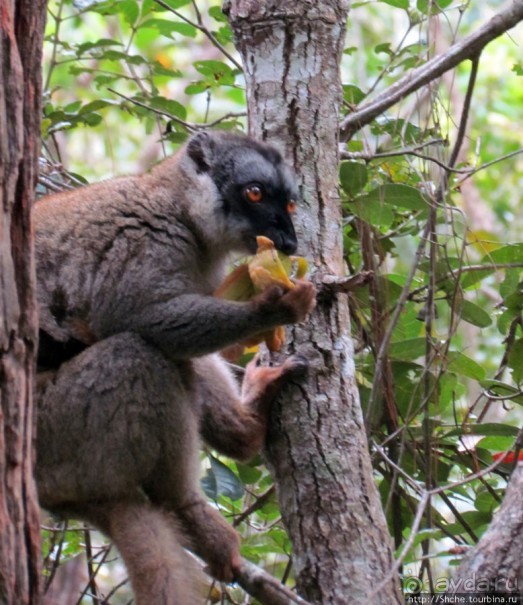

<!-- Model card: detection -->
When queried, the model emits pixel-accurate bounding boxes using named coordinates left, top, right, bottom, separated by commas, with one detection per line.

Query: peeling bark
left=226, top=1, right=402, bottom=603
left=0, top=1, right=46, bottom=603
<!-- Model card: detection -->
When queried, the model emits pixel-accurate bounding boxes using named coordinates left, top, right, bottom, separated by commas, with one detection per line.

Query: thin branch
left=108, top=87, right=198, bottom=132
left=408, top=262, right=523, bottom=300
left=370, top=492, right=431, bottom=598
left=234, top=558, right=312, bottom=605
left=233, top=486, right=275, bottom=527
left=341, top=147, right=470, bottom=174
left=38, top=175, right=74, bottom=193
left=108, top=88, right=245, bottom=133
left=456, top=148, right=523, bottom=186
left=340, top=2, right=523, bottom=140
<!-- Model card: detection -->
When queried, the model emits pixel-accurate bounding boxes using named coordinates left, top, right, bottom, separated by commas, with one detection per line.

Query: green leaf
left=477, top=436, right=517, bottom=452
left=149, top=96, right=187, bottom=120
left=208, top=6, right=228, bottom=22
left=141, top=18, right=197, bottom=39
left=156, top=0, right=192, bottom=7
left=201, top=456, right=244, bottom=501
left=376, top=184, right=428, bottom=212
left=76, top=39, right=123, bottom=56
left=446, top=423, right=519, bottom=438
left=461, top=268, right=495, bottom=290
left=508, top=338, right=523, bottom=384
left=389, top=337, right=426, bottom=361
left=375, top=43, right=393, bottom=56
left=379, top=0, right=409, bottom=7
left=417, top=0, right=453, bottom=14
left=500, top=269, right=520, bottom=299
left=347, top=198, right=394, bottom=227
left=340, top=161, right=368, bottom=197
left=78, top=99, right=120, bottom=114
left=459, top=300, right=492, bottom=328
left=447, top=352, right=485, bottom=381
left=484, top=243, right=523, bottom=264
left=193, top=60, right=235, bottom=86
left=185, top=82, right=209, bottom=95
left=475, top=490, right=498, bottom=514
left=81, top=113, right=103, bottom=126
left=343, top=84, right=365, bottom=105
left=120, top=0, right=139, bottom=25
left=371, top=118, right=423, bottom=144
left=443, top=511, right=491, bottom=536
left=480, top=379, right=523, bottom=407
left=236, top=462, right=263, bottom=485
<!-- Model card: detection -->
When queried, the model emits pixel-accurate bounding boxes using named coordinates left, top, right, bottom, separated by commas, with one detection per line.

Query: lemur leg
left=36, top=333, right=207, bottom=603
left=87, top=498, right=201, bottom=605
left=140, top=366, right=242, bottom=584
left=142, top=351, right=309, bottom=583
left=197, top=353, right=309, bottom=460
left=148, top=352, right=309, bottom=582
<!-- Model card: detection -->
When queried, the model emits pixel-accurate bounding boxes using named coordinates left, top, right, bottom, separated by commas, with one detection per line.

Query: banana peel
left=215, top=236, right=309, bottom=354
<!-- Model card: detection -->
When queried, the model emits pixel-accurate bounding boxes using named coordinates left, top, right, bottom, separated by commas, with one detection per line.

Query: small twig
left=203, top=111, right=247, bottom=128
left=43, top=520, right=68, bottom=592
left=74, top=543, right=112, bottom=605
left=38, top=174, right=74, bottom=193
left=84, top=527, right=100, bottom=605
left=340, top=138, right=446, bottom=160
left=320, top=271, right=374, bottom=294
left=408, top=262, right=523, bottom=300
left=108, top=88, right=245, bottom=133
left=343, top=148, right=469, bottom=174
left=234, top=558, right=311, bottom=605
left=372, top=440, right=424, bottom=495
left=456, top=147, right=523, bottom=186
left=233, top=486, right=275, bottom=527
left=108, top=87, right=198, bottom=132
left=102, top=576, right=130, bottom=602
left=370, top=492, right=431, bottom=598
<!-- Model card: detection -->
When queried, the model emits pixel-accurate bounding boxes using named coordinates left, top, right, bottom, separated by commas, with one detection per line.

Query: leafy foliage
left=41, top=0, right=523, bottom=602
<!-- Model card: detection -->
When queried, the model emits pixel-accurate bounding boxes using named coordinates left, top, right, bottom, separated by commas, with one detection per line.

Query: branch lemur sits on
left=35, top=131, right=316, bottom=604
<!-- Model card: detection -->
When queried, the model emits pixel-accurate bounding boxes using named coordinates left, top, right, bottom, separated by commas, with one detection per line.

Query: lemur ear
left=186, top=132, right=216, bottom=173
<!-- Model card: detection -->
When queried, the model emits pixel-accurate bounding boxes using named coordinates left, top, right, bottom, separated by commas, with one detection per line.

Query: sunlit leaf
left=459, top=300, right=492, bottom=328
left=447, top=352, right=485, bottom=381
left=340, top=161, right=368, bottom=197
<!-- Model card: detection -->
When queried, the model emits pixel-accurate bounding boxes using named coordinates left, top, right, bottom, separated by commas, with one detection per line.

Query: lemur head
left=186, top=131, right=299, bottom=255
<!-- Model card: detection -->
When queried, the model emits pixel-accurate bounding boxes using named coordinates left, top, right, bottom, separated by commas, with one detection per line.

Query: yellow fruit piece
left=214, top=263, right=255, bottom=301
left=248, top=236, right=294, bottom=290
left=214, top=236, right=310, bottom=357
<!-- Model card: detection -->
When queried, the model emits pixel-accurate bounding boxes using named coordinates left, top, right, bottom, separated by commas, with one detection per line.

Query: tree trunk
left=450, top=464, right=523, bottom=599
left=225, top=1, right=402, bottom=603
left=0, top=1, right=46, bottom=603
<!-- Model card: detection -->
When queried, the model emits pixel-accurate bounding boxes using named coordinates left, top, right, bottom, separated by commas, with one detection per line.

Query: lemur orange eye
left=244, top=185, right=263, bottom=203
left=287, top=200, right=297, bottom=214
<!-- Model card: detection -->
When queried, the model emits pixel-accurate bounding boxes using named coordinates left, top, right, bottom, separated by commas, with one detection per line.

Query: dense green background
left=40, top=1, right=523, bottom=602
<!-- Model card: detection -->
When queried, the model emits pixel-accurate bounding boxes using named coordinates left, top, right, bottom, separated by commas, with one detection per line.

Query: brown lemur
left=35, top=131, right=316, bottom=604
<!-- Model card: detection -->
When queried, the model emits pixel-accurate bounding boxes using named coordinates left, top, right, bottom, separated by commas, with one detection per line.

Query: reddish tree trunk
left=0, top=1, right=46, bottom=603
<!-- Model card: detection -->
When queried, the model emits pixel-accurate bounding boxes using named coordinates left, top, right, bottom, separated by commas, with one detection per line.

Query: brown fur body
left=35, top=132, right=315, bottom=604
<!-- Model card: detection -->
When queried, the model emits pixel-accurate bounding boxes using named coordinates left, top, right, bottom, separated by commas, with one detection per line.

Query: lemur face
left=187, top=132, right=299, bottom=255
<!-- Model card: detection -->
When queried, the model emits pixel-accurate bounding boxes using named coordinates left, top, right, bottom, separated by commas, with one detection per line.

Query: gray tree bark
left=225, top=1, right=402, bottom=603
left=0, top=1, right=46, bottom=603
left=450, top=464, right=523, bottom=599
